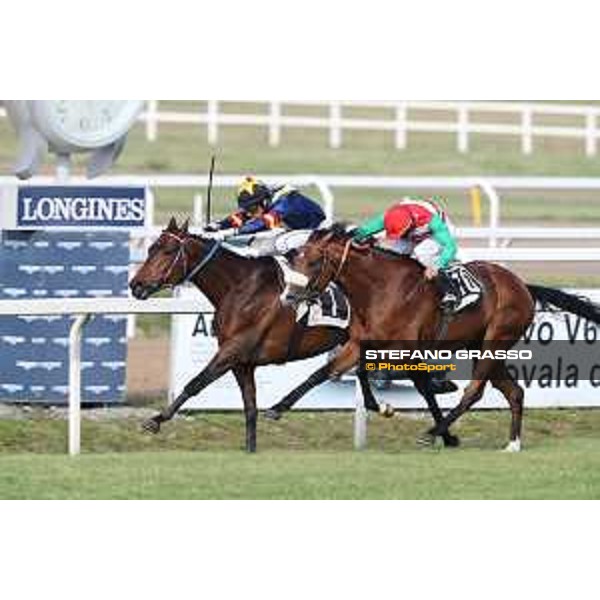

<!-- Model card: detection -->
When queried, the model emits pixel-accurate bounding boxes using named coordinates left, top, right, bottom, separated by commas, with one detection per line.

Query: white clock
left=29, top=100, right=144, bottom=152
left=5, top=100, right=145, bottom=179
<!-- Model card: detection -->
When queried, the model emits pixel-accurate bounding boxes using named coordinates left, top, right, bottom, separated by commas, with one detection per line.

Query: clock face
left=30, top=100, right=144, bottom=150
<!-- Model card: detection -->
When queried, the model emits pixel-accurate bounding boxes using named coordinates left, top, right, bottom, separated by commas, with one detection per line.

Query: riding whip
left=206, top=154, right=216, bottom=227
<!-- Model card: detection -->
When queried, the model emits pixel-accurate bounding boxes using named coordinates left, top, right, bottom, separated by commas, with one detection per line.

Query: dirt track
left=127, top=337, right=169, bottom=397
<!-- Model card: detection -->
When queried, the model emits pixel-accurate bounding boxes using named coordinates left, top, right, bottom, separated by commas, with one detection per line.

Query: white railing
left=0, top=297, right=209, bottom=456
left=7, top=174, right=600, bottom=252
left=137, top=101, right=600, bottom=156
left=3, top=101, right=600, bottom=155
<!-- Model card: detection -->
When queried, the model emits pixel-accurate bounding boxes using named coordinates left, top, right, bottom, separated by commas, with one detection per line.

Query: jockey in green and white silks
left=353, top=197, right=461, bottom=312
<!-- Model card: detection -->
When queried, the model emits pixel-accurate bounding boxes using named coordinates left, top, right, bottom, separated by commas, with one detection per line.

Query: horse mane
left=314, top=222, right=356, bottom=241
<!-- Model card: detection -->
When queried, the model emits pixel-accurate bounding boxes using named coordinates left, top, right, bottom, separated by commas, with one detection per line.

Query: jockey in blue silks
left=206, top=176, right=326, bottom=287
left=207, top=176, right=325, bottom=236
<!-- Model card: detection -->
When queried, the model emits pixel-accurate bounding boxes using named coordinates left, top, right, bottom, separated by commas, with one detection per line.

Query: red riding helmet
left=384, top=205, right=413, bottom=239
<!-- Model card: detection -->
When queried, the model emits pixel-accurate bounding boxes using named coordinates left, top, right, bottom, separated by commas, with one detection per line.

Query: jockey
left=353, top=197, right=460, bottom=312
left=206, top=176, right=326, bottom=289
left=207, top=176, right=325, bottom=237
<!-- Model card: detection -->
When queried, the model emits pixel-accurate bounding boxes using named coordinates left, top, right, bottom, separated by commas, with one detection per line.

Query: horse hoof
left=503, top=438, right=522, bottom=453
left=141, top=417, right=161, bottom=434
left=379, top=403, right=395, bottom=419
left=430, top=379, right=459, bottom=395
left=443, top=433, right=461, bottom=448
left=263, top=408, right=282, bottom=421
left=416, top=432, right=436, bottom=447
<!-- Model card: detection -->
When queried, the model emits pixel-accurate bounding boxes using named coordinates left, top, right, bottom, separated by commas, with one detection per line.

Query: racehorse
left=130, top=218, right=400, bottom=452
left=266, top=224, right=600, bottom=451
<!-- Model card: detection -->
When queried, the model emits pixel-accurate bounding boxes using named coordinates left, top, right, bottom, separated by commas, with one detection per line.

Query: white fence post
left=586, top=109, right=597, bottom=157
left=207, top=100, right=219, bottom=146
left=458, top=106, right=469, bottom=153
left=476, top=179, right=501, bottom=248
left=145, top=100, right=158, bottom=142
left=353, top=379, right=367, bottom=450
left=309, top=178, right=336, bottom=225
left=395, top=102, right=407, bottom=150
left=193, top=194, right=204, bottom=226
left=521, top=106, right=533, bottom=155
left=69, top=314, right=91, bottom=456
left=269, top=101, right=281, bottom=147
left=329, top=102, right=342, bottom=149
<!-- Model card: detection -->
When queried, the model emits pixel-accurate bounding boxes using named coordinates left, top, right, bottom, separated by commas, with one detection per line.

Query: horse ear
left=181, top=219, right=190, bottom=233
left=167, top=217, right=178, bottom=231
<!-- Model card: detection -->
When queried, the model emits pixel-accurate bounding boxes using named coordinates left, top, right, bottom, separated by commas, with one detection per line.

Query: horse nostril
left=130, top=282, right=144, bottom=299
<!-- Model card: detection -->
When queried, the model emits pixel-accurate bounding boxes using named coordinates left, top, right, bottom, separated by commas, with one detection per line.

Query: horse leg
left=233, top=365, right=258, bottom=453
left=412, top=376, right=460, bottom=448
left=420, top=357, right=496, bottom=445
left=142, top=342, right=238, bottom=434
left=264, top=342, right=360, bottom=420
left=357, top=369, right=394, bottom=418
left=490, top=363, right=525, bottom=453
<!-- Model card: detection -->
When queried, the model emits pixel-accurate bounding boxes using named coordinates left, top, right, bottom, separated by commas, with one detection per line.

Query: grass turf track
left=2, top=441, right=599, bottom=500
left=1, top=410, right=599, bottom=499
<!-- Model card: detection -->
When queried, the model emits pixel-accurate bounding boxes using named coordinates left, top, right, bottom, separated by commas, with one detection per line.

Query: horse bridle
left=161, top=231, right=221, bottom=286
left=303, top=236, right=353, bottom=299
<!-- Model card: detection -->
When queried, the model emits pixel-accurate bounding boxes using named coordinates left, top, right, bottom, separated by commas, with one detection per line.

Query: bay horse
left=267, top=224, right=600, bottom=451
left=130, top=218, right=401, bottom=452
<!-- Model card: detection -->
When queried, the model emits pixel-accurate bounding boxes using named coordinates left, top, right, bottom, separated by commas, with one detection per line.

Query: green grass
left=1, top=410, right=600, bottom=498
left=1, top=441, right=598, bottom=500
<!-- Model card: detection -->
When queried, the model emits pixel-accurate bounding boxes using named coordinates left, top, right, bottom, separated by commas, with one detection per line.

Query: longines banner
left=0, top=185, right=148, bottom=229
left=171, top=287, right=600, bottom=410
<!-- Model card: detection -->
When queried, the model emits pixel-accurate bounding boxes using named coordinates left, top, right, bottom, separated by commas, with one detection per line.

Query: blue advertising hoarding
left=0, top=185, right=148, bottom=404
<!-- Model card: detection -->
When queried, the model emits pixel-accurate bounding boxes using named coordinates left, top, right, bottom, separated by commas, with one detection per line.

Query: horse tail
left=527, top=285, right=600, bottom=324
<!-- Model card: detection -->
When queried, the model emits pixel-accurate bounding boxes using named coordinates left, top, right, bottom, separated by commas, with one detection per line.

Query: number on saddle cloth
left=446, top=264, right=484, bottom=311
left=294, top=283, right=351, bottom=330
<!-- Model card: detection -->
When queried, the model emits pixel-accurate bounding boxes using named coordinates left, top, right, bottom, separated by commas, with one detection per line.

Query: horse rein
left=161, top=231, right=221, bottom=285
left=333, top=239, right=352, bottom=281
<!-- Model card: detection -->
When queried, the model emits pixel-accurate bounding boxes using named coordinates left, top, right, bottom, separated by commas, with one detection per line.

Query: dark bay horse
left=267, top=224, right=600, bottom=451
left=130, top=218, right=396, bottom=452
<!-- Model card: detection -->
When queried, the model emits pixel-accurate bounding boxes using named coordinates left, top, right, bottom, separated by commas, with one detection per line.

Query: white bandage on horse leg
left=503, top=438, right=522, bottom=453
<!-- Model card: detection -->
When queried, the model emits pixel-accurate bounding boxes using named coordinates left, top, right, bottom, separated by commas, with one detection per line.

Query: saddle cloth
left=446, top=264, right=484, bottom=312
left=295, top=283, right=351, bottom=330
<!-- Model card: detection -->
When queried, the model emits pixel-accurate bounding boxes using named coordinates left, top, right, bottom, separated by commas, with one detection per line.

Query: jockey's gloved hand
left=204, top=222, right=220, bottom=232
left=351, top=230, right=367, bottom=244
left=204, top=229, right=237, bottom=241
left=351, top=232, right=374, bottom=249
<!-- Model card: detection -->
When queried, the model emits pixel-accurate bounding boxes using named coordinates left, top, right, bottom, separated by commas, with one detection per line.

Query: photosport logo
left=360, top=337, right=600, bottom=388
left=17, top=186, right=147, bottom=228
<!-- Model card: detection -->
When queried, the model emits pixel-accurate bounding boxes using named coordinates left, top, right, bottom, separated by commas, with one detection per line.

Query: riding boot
left=436, top=269, right=459, bottom=314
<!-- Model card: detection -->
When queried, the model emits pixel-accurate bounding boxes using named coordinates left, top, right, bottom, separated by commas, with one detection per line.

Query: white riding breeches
left=247, top=229, right=312, bottom=257
left=245, top=230, right=313, bottom=290
left=382, top=237, right=442, bottom=269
